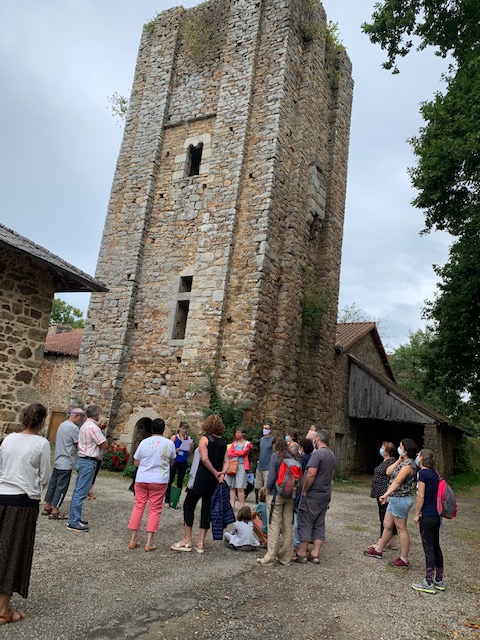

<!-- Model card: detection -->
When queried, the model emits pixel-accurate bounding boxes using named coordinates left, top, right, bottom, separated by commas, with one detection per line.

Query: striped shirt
left=78, top=419, right=106, bottom=459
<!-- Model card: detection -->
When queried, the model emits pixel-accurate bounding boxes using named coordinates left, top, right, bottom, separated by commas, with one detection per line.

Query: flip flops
left=0, top=610, right=25, bottom=625
left=41, top=509, right=52, bottom=516
left=48, top=513, right=68, bottom=520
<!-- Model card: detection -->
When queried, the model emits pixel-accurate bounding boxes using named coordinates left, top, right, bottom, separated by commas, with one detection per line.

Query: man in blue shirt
left=254, top=423, right=274, bottom=501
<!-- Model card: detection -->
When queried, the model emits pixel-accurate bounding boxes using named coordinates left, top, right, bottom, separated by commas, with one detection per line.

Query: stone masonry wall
left=76, top=0, right=353, bottom=445
left=0, top=246, right=54, bottom=436
left=38, top=354, right=78, bottom=422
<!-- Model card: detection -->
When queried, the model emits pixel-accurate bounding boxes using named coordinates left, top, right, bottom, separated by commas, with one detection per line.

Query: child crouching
left=223, top=506, right=260, bottom=551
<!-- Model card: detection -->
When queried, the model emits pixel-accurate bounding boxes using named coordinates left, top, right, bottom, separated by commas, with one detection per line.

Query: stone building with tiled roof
left=0, top=224, right=106, bottom=436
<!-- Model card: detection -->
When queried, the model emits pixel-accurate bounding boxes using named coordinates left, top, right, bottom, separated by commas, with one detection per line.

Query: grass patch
left=458, top=529, right=480, bottom=545
left=346, top=524, right=368, bottom=532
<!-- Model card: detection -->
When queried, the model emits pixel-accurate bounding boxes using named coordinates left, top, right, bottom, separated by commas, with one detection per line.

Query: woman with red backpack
left=256, top=438, right=298, bottom=567
left=411, top=449, right=445, bottom=594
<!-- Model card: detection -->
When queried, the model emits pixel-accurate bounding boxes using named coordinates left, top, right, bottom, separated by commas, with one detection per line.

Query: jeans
left=293, top=511, right=300, bottom=548
left=68, top=458, right=96, bottom=525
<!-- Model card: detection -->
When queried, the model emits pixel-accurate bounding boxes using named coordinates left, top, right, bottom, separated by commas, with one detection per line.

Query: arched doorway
left=131, top=417, right=153, bottom=453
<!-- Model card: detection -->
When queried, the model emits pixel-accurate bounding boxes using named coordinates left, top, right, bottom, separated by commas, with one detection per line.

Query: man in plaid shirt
left=67, top=405, right=107, bottom=532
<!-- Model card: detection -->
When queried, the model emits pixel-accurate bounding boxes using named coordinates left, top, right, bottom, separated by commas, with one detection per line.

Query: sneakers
left=389, top=556, right=409, bottom=568
left=67, top=521, right=89, bottom=532
left=434, top=579, right=446, bottom=591
left=363, top=546, right=382, bottom=559
left=411, top=580, right=436, bottom=594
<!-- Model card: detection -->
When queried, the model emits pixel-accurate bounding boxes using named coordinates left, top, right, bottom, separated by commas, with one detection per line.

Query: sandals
left=294, top=554, right=307, bottom=564
left=308, top=554, right=320, bottom=564
left=171, top=540, right=193, bottom=552
left=41, top=508, right=52, bottom=516
left=194, top=543, right=205, bottom=554
left=48, top=513, right=68, bottom=520
left=0, top=610, right=25, bottom=625
left=144, top=544, right=157, bottom=552
left=128, top=542, right=139, bottom=549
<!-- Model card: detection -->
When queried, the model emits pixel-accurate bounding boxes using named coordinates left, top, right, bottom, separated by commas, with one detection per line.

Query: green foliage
left=122, top=465, right=136, bottom=479
left=390, top=329, right=480, bottom=435
left=102, top=444, right=130, bottom=472
left=144, top=14, right=158, bottom=34
left=362, top=0, right=480, bottom=74
left=182, top=2, right=224, bottom=63
left=108, top=92, right=129, bottom=126
left=363, top=1, right=480, bottom=425
left=451, top=437, right=480, bottom=493
left=337, top=303, right=369, bottom=323
left=50, top=298, right=84, bottom=328
left=201, top=373, right=251, bottom=443
left=302, top=289, right=333, bottom=334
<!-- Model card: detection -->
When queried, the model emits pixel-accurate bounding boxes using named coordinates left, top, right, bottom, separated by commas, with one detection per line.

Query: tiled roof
left=335, top=322, right=377, bottom=351
left=45, top=328, right=84, bottom=356
left=0, top=223, right=108, bottom=293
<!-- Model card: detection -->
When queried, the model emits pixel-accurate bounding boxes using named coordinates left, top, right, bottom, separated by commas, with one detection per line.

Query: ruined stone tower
left=76, top=0, right=353, bottom=445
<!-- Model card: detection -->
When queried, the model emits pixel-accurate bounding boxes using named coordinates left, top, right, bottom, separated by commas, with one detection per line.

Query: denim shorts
left=386, top=495, right=413, bottom=519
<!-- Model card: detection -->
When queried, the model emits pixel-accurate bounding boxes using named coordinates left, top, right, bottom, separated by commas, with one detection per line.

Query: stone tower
left=76, top=0, right=353, bottom=445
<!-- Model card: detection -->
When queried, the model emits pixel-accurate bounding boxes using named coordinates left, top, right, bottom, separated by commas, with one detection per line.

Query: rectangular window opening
left=179, top=275, right=193, bottom=293
left=172, top=300, right=190, bottom=340
left=187, top=143, right=203, bottom=177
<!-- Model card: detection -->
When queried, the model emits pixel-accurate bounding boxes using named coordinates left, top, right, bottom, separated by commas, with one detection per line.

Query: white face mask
left=398, top=446, right=404, bottom=457
left=263, top=429, right=271, bottom=436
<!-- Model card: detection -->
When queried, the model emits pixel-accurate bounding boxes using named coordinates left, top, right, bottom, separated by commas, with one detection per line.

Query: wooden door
left=48, top=411, right=65, bottom=443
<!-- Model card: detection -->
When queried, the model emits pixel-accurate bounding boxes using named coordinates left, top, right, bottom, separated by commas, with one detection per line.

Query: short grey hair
left=316, top=428, right=329, bottom=445
left=86, top=404, right=101, bottom=419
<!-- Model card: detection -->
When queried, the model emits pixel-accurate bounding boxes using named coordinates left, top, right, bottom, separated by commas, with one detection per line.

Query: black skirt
left=0, top=495, right=39, bottom=598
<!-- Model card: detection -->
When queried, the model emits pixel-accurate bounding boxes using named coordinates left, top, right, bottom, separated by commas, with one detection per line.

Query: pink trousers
left=128, top=482, right=167, bottom=532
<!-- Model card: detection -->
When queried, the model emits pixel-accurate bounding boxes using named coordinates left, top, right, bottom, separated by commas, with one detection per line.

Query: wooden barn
left=330, top=323, right=464, bottom=478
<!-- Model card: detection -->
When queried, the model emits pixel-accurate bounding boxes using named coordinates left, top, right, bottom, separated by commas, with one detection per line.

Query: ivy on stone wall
left=301, top=288, right=333, bottom=337
left=201, top=372, right=251, bottom=443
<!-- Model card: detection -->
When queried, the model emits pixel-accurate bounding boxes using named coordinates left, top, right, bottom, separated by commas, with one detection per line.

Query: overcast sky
left=0, top=0, right=451, bottom=350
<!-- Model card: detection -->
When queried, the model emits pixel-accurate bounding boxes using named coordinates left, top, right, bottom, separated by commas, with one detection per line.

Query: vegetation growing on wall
left=182, top=0, right=226, bottom=64
left=201, top=372, right=251, bottom=443
left=301, top=288, right=333, bottom=336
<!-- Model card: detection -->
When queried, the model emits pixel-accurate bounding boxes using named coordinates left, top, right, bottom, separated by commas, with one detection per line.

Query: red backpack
left=436, top=475, right=457, bottom=519
left=275, top=458, right=303, bottom=499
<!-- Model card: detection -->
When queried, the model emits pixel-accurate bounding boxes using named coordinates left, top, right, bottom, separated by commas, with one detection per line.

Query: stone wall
left=0, top=246, right=54, bottom=435
left=38, top=354, right=78, bottom=429
left=76, top=0, right=353, bottom=445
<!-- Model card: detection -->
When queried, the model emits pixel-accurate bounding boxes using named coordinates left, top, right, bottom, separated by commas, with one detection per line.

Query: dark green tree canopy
left=363, top=0, right=480, bottom=414
left=362, top=0, right=480, bottom=72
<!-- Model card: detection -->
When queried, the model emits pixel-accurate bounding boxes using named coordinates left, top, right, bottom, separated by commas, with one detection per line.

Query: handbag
left=227, top=459, right=238, bottom=476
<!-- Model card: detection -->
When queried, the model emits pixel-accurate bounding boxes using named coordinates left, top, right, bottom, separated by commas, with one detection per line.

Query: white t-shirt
left=134, top=435, right=175, bottom=483
left=0, top=432, right=51, bottom=499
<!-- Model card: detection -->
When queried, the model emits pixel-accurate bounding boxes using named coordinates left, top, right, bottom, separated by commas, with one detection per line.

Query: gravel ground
left=3, top=474, right=479, bottom=640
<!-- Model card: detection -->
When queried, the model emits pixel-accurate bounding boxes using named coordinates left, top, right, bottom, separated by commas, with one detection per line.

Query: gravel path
left=3, top=475, right=479, bottom=640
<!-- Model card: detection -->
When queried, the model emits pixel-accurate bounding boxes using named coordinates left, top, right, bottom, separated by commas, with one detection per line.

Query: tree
left=337, top=303, right=369, bottom=323
left=390, top=329, right=479, bottom=435
left=362, top=0, right=480, bottom=412
left=50, top=298, right=85, bottom=328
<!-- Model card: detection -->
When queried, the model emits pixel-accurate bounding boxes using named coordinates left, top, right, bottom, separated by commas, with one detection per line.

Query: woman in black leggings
left=411, top=449, right=444, bottom=594
left=170, top=415, right=228, bottom=553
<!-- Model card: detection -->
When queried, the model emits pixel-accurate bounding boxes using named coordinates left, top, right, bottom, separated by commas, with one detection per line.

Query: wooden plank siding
left=348, top=362, right=437, bottom=424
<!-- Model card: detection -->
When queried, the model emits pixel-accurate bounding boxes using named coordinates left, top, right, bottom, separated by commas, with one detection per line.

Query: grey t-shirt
left=257, top=436, right=274, bottom=470
left=54, top=420, right=79, bottom=470
left=305, top=446, right=336, bottom=502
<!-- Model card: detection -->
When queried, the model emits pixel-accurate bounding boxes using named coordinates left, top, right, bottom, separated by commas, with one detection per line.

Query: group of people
left=367, top=438, right=445, bottom=594
left=0, top=404, right=448, bottom=627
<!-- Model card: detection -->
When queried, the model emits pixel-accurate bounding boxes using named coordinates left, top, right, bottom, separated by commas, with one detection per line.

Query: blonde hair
left=258, top=487, right=268, bottom=502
